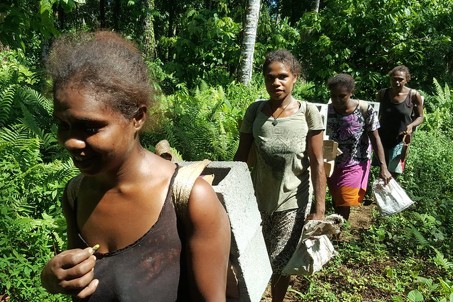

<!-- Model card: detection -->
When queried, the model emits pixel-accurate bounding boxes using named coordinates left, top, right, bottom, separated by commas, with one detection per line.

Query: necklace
left=270, top=100, right=293, bottom=126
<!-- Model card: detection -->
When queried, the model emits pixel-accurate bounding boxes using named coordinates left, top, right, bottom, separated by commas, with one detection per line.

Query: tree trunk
left=238, top=0, right=261, bottom=85
left=143, top=0, right=157, bottom=60
left=99, top=0, right=106, bottom=28
left=165, top=5, right=176, bottom=61
left=113, top=0, right=120, bottom=30
left=313, top=0, right=320, bottom=12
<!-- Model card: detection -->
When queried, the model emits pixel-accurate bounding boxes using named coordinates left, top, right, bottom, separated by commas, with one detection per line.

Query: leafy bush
left=159, top=8, right=241, bottom=88
left=292, top=0, right=453, bottom=100
left=0, top=134, right=76, bottom=301
left=423, top=79, right=453, bottom=134
left=142, top=81, right=264, bottom=161
left=0, top=49, right=74, bottom=301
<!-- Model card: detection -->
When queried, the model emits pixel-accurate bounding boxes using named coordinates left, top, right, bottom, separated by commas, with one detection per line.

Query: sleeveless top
left=72, top=169, right=189, bottom=301
left=378, top=88, right=414, bottom=148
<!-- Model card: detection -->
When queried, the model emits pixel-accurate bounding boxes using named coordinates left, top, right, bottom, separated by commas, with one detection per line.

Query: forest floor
left=260, top=204, right=376, bottom=302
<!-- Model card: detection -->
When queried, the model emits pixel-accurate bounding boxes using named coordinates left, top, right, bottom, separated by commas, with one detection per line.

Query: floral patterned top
left=326, top=101, right=380, bottom=169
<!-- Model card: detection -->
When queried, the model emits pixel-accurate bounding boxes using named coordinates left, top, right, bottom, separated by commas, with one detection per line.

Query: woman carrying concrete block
left=234, top=49, right=326, bottom=302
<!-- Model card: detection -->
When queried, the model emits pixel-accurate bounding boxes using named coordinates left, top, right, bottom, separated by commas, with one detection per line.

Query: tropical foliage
left=0, top=49, right=76, bottom=301
left=1, top=0, right=453, bottom=301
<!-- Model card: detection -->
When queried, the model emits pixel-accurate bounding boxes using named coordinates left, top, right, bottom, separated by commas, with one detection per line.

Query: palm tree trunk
left=143, top=0, right=157, bottom=60
left=238, top=0, right=261, bottom=85
left=313, top=0, right=320, bottom=12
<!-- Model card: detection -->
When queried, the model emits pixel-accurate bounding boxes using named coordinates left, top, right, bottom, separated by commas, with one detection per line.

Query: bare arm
left=406, top=91, right=424, bottom=135
left=185, top=177, right=231, bottom=301
left=368, top=130, right=392, bottom=184
left=233, top=132, right=254, bottom=162
left=306, top=130, right=326, bottom=220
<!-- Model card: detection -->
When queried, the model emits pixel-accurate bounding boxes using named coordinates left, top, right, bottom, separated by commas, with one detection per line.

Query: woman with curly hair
left=40, top=31, right=231, bottom=301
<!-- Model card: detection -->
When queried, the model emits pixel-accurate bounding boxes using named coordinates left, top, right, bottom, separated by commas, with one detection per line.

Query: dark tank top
left=73, top=169, right=189, bottom=302
left=378, top=88, right=414, bottom=148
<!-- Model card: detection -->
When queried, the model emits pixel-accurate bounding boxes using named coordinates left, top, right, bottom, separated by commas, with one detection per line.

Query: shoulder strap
left=66, top=174, right=84, bottom=210
left=408, top=89, right=420, bottom=106
left=377, top=88, right=387, bottom=103
left=302, top=100, right=307, bottom=116
left=358, top=99, right=368, bottom=119
left=172, top=159, right=211, bottom=219
left=252, top=100, right=265, bottom=122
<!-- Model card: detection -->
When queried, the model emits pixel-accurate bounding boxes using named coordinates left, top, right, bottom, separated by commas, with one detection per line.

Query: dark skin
left=377, top=70, right=424, bottom=178
left=330, top=85, right=392, bottom=219
left=381, top=70, right=424, bottom=136
left=41, top=85, right=231, bottom=301
left=234, top=61, right=326, bottom=302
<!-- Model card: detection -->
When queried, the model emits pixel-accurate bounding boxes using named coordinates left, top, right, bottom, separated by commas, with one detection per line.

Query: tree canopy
left=1, top=0, right=452, bottom=98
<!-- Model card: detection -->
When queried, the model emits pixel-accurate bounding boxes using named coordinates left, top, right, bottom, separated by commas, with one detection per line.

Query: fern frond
left=208, top=98, right=225, bottom=121
left=409, top=225, right=430, bottom=247
left=47, top=159, right=78, bottom=183
left=18, top=103, right=47, bottom=140
left=431, top=247, right=453, bottom=271
left=0, top=84, right=16, bottom=125
left=432, top=78, right=450, bottom=106
left=0, top=124, right=34, bottom=145
left=22, top=86, right=53, bottom=114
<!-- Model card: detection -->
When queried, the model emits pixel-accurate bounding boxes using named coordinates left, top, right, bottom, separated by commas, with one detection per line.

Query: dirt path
left=348, top=203, right=376, bottom=230
left=260, top=204, right=376, bottom=301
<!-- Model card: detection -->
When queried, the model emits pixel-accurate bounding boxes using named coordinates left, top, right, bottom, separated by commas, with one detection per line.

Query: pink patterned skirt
left=328, top=160, right=371, bottom=207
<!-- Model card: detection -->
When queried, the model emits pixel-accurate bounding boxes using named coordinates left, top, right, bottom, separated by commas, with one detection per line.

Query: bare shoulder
left=408, top=88, right=423, bottom=105
left=144, top=152, right=177, bottom=180
left=134, top=152, right=177, bottom=201
left=187, top=177, right=222, bottom=219
left=185, top=177, right=231, bottom=236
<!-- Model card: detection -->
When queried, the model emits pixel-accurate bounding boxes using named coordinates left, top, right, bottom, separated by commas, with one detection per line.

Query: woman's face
left=53, top=86, right=141, bottom=176
left=264, top=61, right=297, bottom=102
left=329, top=85, right=352, bottom=109
left=390, top=71, right=407, bottom=89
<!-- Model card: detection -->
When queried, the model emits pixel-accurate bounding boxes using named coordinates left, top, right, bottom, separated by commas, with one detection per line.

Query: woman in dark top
left=377, top=65, right=424, bottom=177
left=40, top=31, right=231, bottom=301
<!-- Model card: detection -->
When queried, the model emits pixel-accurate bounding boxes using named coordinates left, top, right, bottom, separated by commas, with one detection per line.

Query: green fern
left=432, top=78, right=451, bottom=107
left=409, top=225, right=430, bottom=248
left=0, top=125, right=38, bottom=151
left=431, top=247, right=453, bottom=271
left=22, top=86, right=53, bottom=114
left=0, top=84, right=15, bottom=125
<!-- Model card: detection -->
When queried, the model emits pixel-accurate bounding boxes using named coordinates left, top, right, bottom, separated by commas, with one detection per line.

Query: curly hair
left=47, top=31, right=154, bottom=120
left=262, top=49, right=302, bottom=77
left=327, top=73, right=355, bottom=92
left=388, top=65, right=411, bottom=81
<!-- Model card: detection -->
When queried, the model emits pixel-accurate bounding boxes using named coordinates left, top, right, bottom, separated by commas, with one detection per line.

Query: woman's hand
left=306, top=212, right=324, bottom=221
left=41, top=247, right=98, bottom=299
left=379, top=166, right=393, bottom=185
left=369, top=130, right=392, bottom=184
left=403, top=126, right=413, bottom=136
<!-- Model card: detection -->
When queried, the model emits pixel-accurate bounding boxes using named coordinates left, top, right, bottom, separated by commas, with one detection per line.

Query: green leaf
left=408, top=290, right=424, bottom=302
